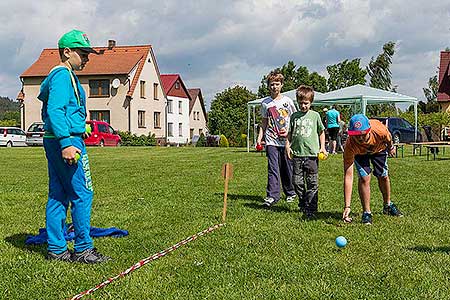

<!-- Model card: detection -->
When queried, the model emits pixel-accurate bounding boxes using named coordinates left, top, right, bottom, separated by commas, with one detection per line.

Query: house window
left=90, top=110, right=110, bottom=124
left=89, top=80, right=110, bottom=97
left=175, top=81, right=180, bottom=89
left=199, top=129, right=203, bottom=135
left=140, top=81, right=146, bottom=98
left=167, top=99, right=173, bottom=113
left=179, top=101, right=182, bottom=114
left=154, top=112, right=161, bottom=128
left=190, top=128, right=194, bottom=139
left=179, top=123, right=183, bottom=137
left=153, top=83, right=159, bottom=100
left=138, top=110, right=145, bottom=128
left=168, top=123, right=173, bottom=137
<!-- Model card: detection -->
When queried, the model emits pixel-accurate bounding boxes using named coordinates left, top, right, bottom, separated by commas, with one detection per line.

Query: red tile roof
left=438, top=51, right=450, bottom=102
left=160, top=74, right=179, bottom=94
left=20, top=45, right=152, bottom=98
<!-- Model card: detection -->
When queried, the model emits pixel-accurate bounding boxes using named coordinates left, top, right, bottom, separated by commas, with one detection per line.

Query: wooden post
left=221, top=163, right=233, bottom=223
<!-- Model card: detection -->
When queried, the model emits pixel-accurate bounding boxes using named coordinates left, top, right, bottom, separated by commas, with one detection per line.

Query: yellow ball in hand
left=318, top=152, right=327, bottom=161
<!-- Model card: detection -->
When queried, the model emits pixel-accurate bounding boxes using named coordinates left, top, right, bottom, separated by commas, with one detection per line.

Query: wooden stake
left=221, top=163, right=233, bottom=223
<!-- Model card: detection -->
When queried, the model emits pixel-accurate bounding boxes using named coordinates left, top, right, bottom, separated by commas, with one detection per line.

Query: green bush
left=0, top=119, right=18, bottom=127
left=118, top=131, right=156, bottom=146
left=219, top=134, right=229, bottom=147
left=196, top=133, right=206, bottom=147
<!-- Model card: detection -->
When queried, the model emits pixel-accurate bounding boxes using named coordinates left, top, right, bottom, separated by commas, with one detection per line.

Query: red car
left=84, top=121, right=121, bottom=147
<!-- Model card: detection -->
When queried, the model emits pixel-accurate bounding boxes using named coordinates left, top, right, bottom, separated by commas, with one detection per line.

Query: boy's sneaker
left=72, top=248, right=111, bottom=264
left=286, top=194, right=297, bottom=203
left=263, top=197, right=276, bottom=207
left=47, top=250, right=73, bottom=262
left=383, top=202, right=403, bottom=217
left=361, top=212, right=373, bottom=225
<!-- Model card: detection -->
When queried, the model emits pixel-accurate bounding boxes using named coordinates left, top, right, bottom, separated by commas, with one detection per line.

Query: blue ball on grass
left=335, top=236, right=347, bottom=248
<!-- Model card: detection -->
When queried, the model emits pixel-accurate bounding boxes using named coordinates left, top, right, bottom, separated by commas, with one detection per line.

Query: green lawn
left=1, top=146, right=450, bottom=299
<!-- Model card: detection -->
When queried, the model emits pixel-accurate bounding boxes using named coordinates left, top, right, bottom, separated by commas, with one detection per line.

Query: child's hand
left=320, top=147, right=328, bottom=157
left=285, top=146, right=292, bottom=160
left=342, top=207, right=352, bottom=223
left=62, top=146, right=81, bottom=165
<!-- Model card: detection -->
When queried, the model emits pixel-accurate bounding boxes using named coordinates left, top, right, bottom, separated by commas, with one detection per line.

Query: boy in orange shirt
left=342, top=114, right=403, bottom=225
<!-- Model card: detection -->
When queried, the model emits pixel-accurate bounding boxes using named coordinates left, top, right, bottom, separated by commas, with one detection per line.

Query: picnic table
left=410, top=141, right=450, bottom=160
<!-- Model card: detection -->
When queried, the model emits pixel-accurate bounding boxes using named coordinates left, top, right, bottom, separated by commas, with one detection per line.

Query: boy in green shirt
left=286, top=86, right=327, bottom=218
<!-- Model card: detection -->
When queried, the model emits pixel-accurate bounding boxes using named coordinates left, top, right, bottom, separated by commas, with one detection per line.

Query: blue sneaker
left=383, top=202, right=403, bottom=217
left=361, top=212, right=373, bottom=225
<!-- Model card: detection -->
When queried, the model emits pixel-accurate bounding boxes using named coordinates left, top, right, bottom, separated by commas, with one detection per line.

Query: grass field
left=1, top=146, right=450, bottom=299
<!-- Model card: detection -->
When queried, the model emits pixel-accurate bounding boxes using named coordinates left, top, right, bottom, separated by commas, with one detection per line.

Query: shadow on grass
left=4, top=233, right=47, bottom=257
left=217, top=193, right=262, bottom=202
left=408, top=245, right=450, bottom=254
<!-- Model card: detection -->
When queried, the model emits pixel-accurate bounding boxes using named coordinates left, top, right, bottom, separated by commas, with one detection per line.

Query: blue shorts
left=354, top=151, right=388, bottom=178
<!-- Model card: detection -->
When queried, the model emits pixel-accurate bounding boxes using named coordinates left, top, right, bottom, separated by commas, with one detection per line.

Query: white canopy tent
left=247, top=84, right=419, bottom=152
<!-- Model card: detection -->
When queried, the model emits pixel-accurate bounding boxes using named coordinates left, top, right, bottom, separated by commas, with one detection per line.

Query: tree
left=208, top=86, right=256, bottom=146
left=326, top=58, right=367, bottom=91
left=415, top=74, right=440, bottom=113
left=366, top=42, right=397, bottom=116
left=258, top=61, right=327, bottom=97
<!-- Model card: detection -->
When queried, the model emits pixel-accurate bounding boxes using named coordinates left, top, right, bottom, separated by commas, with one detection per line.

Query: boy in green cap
left=38, top=30, right=110, bottom=263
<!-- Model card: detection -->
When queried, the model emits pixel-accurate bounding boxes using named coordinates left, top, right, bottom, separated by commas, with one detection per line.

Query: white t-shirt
left=260, top=95, right=297, bottom=147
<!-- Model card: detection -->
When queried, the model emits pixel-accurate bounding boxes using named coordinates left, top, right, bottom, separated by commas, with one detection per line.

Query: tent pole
left=253, top=106, right=256, bottom=147
left=247, top=105, right=251, bottom=152
left=414, top=102, right=418, bottom=142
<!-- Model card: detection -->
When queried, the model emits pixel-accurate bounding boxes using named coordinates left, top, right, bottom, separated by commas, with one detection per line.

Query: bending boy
left=342, top=114, right=403, bottom=225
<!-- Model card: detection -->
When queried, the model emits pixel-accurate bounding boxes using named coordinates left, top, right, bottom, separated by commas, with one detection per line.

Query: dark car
left=84, top=120, right=121, bottom=146
left=372, top=117, right=422, bottom=143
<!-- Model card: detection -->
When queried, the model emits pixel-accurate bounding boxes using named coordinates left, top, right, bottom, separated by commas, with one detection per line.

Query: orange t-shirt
left=343, top=120, right=392, bottom=164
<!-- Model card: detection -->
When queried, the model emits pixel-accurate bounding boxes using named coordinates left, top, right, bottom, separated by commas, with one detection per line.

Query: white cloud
left=0, top=0, right=449, bottom=108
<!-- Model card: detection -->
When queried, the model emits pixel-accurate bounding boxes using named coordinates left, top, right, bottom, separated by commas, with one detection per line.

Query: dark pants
left=292, top=157, right=319, bottom=213
left=266, top=145, right=295, bottom=202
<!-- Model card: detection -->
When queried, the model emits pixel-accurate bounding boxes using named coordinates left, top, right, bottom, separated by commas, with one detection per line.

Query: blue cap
left=348, top=114, right=371, bottom=136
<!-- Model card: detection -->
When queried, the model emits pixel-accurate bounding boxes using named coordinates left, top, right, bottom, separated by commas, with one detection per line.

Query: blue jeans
left=44, top=136, right=94, bottom=254
left=266, top=145, right=295, bottom=201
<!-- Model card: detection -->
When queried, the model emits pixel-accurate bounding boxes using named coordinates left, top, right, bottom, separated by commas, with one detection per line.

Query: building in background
left=17, top=40, right=167, bottom=142
left=188, top=88, right=208, bottom=140
left=438, top=51, right=450, bottom=113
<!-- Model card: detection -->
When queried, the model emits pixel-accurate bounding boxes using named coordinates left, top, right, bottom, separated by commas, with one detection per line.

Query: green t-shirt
left=288, top=110, right=325, bottom=157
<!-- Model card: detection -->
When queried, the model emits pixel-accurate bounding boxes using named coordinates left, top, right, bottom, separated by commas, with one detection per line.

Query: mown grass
left=1, top=146, right=450, bottom=299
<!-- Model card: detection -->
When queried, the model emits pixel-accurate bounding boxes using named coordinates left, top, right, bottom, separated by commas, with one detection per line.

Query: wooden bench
left=411, top=141, right=450, bottom=156
left=425, top=143, right=450, bottom=160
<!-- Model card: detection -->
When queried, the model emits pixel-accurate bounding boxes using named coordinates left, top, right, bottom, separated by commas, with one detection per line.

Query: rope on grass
left=70, top=223, right=225, bottom=300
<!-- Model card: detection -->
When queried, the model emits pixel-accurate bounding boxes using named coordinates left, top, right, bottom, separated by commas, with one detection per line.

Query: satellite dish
left=112, top=78, right=120, bottom=89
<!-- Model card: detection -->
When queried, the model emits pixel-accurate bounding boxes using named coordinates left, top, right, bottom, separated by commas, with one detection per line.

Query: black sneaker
left=263, top=197, right=276, bottom=207
left=361, top=212, right=373, bottom=225
left=72, top=248, right=111, bottom=264
left=383, top=202, right=403, bottom=217
left=47, top=250, right=73, bottom=262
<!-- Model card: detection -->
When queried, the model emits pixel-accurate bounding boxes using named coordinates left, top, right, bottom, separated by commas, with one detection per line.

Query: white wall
left=166, top=95, right=190, bottom=144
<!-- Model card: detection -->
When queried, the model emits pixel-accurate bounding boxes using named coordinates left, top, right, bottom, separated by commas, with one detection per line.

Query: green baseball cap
left=58, top=30, right=98, bottom=54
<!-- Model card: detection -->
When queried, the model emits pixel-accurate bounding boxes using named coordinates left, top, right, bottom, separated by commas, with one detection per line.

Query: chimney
left=108, top=40, right=116, bottom=50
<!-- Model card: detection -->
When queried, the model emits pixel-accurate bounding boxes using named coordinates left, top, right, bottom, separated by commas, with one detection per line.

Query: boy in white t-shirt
left=257, top=71, right=297, bottom=207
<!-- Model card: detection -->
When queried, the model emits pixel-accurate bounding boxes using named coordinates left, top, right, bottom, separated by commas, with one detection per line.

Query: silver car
left=0, top=127, right=27, bottom=147
left=26, top=122, right=45, bottom=146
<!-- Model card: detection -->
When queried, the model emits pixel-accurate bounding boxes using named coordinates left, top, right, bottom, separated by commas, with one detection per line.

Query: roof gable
left=21, top=45, right=151, bottom=77
left=438, top=51, right=450, bottom=102
left=160, top=74, right=191, bottom=99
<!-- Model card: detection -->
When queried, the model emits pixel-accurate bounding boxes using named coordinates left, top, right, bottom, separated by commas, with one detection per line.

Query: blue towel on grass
left=25, top=224, right=128, bottom=245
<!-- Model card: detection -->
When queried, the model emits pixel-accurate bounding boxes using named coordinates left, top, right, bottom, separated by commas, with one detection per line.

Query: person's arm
left=319, top=130, right=327, bottom=155
left=257, top=118, right=268, bottom=146
left=343, top=158, right=354, bottom=223
left=285, top=139, right=292, bottom=160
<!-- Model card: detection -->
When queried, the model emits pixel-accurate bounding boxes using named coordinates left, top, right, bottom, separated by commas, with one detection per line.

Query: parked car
left=0, top=127, right=28, bottom=147
left=84, top=120, right=121, bottom=147
left=372, top=117, right=422, bottom=143
left=26, top=122, right=45, bottom=146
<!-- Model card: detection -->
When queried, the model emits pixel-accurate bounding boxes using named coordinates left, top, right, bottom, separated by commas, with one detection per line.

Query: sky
left=1, top=0, right=449, bottom=110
